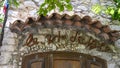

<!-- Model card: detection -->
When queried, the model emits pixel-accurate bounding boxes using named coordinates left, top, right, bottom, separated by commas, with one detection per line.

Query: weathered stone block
left=0, top=45, right=16, bottom=52
left=2, top=38, right=16, bottom=45
left=0, top=65, right=14, bottom=68
left=4, top=28, right=17, bottom=38
left=108, top=63, right=116, bottom=68
left=38, top=28, right=51, bottom=34
left=115, top=39, right=120, bottom=48
left=0, top=52, right=12, bottom=64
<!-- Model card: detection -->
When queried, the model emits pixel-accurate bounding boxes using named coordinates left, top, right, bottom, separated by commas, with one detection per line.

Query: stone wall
left=0, top=0, right=120, bottom=68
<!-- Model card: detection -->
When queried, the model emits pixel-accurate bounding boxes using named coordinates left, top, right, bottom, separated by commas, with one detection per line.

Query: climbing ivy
left=37, top=0, right=73, bottom=16
left=0, top=1, right=4, bottom=23
left=0, top=0, right=19, bottom=9
left=0, top=14, right=4, bottom=23
left=92, top=0, right=120, bottom=25
left=0, top=0, right=73, bottom=22
left=9, top=0, right=19, bottom=7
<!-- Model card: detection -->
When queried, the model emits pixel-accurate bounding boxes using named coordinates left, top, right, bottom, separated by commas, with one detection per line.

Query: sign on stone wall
left=18, top=28, right=111, bottom=54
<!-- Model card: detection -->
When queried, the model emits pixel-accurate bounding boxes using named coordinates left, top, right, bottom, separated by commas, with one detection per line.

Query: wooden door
left=22, top=53, right=48, bottom=68
left=49, top=52, right=85, bottom=68
left=22, top=51, right=107, bottom=68
left=27, top=56, right=45, bottom=68
left=30, top=61, right=44, bottom=68
left=54, top=60, right=80, bottom=68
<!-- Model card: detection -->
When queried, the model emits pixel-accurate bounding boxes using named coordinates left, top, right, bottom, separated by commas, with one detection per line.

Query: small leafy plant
left=9, top=0, right=19, bottom=7
left=37, top=0, right=73, bottom=16
left=0, top=14, right=4, bottom=23
left=92, top=0, right=120, bottom=25
left=0, top=1, right=4, bottom=23
left=0, top=0, right=19, bottom=23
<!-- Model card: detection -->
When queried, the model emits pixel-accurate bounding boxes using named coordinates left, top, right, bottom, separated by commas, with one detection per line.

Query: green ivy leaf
left=45, top=0, right=48, bottom=3
left=60, top=5, right=64, bottom=12
left=0, top=18, right=3, bottom=23
left=0, top=14, right=4, bottom=23
left=48, top=5, right=53, bottom=11
left=113, top=10, right=118, bottom=20
left=9, top=0, right=12, bottom=6
left=0, top=1, right=4, bottom=7
left=38, top=0, right=73, bottom=16
left=37, top=7, right=43, bottom=15
left=114, top=0, right=118, bottom=3
left=92, top=4, right=102, bottom=14
left=48, top=0, right=52, bottom=4
left=40, top=3, right=46, bottom=8
left=66, top=4, right=73, bottom=11
left=52, top=4, right=56, bottom=9
left=13, top=0, right=19, bottom=7
left=118, top=8, right=120, bottom=14
left=91, top=0, right=120, bottom=25
left=56, top=2, right=61, bottom=8
left=54, top=0, right=57, bottom=3
left=9, top=0, right=19, bottom=7
left=43, top=9, right=48, bottom=16
left=115, top=0, right=120, bottom=3
left=110, top=9, right=115, bottom=15
left=45, top=0, right=51, bottom=4
left=66, top=0, right=70, bottom=3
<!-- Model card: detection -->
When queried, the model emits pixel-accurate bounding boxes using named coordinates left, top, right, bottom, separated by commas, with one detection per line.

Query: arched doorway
left=22, top=51, right=107, bottom=68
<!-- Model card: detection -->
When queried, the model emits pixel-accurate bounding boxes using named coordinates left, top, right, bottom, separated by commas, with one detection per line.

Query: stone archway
left=22, top=51, right=107, bottom=68
left=9, top=13, right=120, bottom=68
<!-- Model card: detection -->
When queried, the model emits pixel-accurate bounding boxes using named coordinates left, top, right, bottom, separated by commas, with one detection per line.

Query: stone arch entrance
left=9, top=13, right=120, bottom=68
left=22, top=51, right=107, bottom=68
left=9, top=13, right=120, bottom=52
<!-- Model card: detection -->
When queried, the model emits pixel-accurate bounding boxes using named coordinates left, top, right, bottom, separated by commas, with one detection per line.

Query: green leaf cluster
left=37, top=0, right=73, bottom=16
left=0, top=0, right=19, bottom=8
left=92, top=4, right=102, bottom=14
left=0, top=18, right=3, bottom=23
left=0, top=14, right=4, bottom=23
left=0, top=0, right=19, bottom=23
left=92, top=0, right=120, bottom=25
left=9, top=0, right=19, bottom=7
left=0, top=1, right=4, bottom=23
left=0, top=1, right=4, bottom=7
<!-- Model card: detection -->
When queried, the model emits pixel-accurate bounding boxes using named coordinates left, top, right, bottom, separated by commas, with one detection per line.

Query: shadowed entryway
left=22, top=51, right=107, bottom=68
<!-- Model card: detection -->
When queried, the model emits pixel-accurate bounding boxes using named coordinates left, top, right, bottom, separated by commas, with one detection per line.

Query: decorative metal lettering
left=45, top=31, right=83, bottom=44
left=23, top=29, right=107, bottom=52
left=24, top=34, right=39, bottom=46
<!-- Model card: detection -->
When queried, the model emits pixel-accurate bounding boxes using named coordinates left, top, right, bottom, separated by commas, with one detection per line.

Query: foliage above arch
left=92, top=0, right=120, bottom=25
left=0, top=0, right=73, bottom=22
left=37, top=0, right=73, bottom=16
